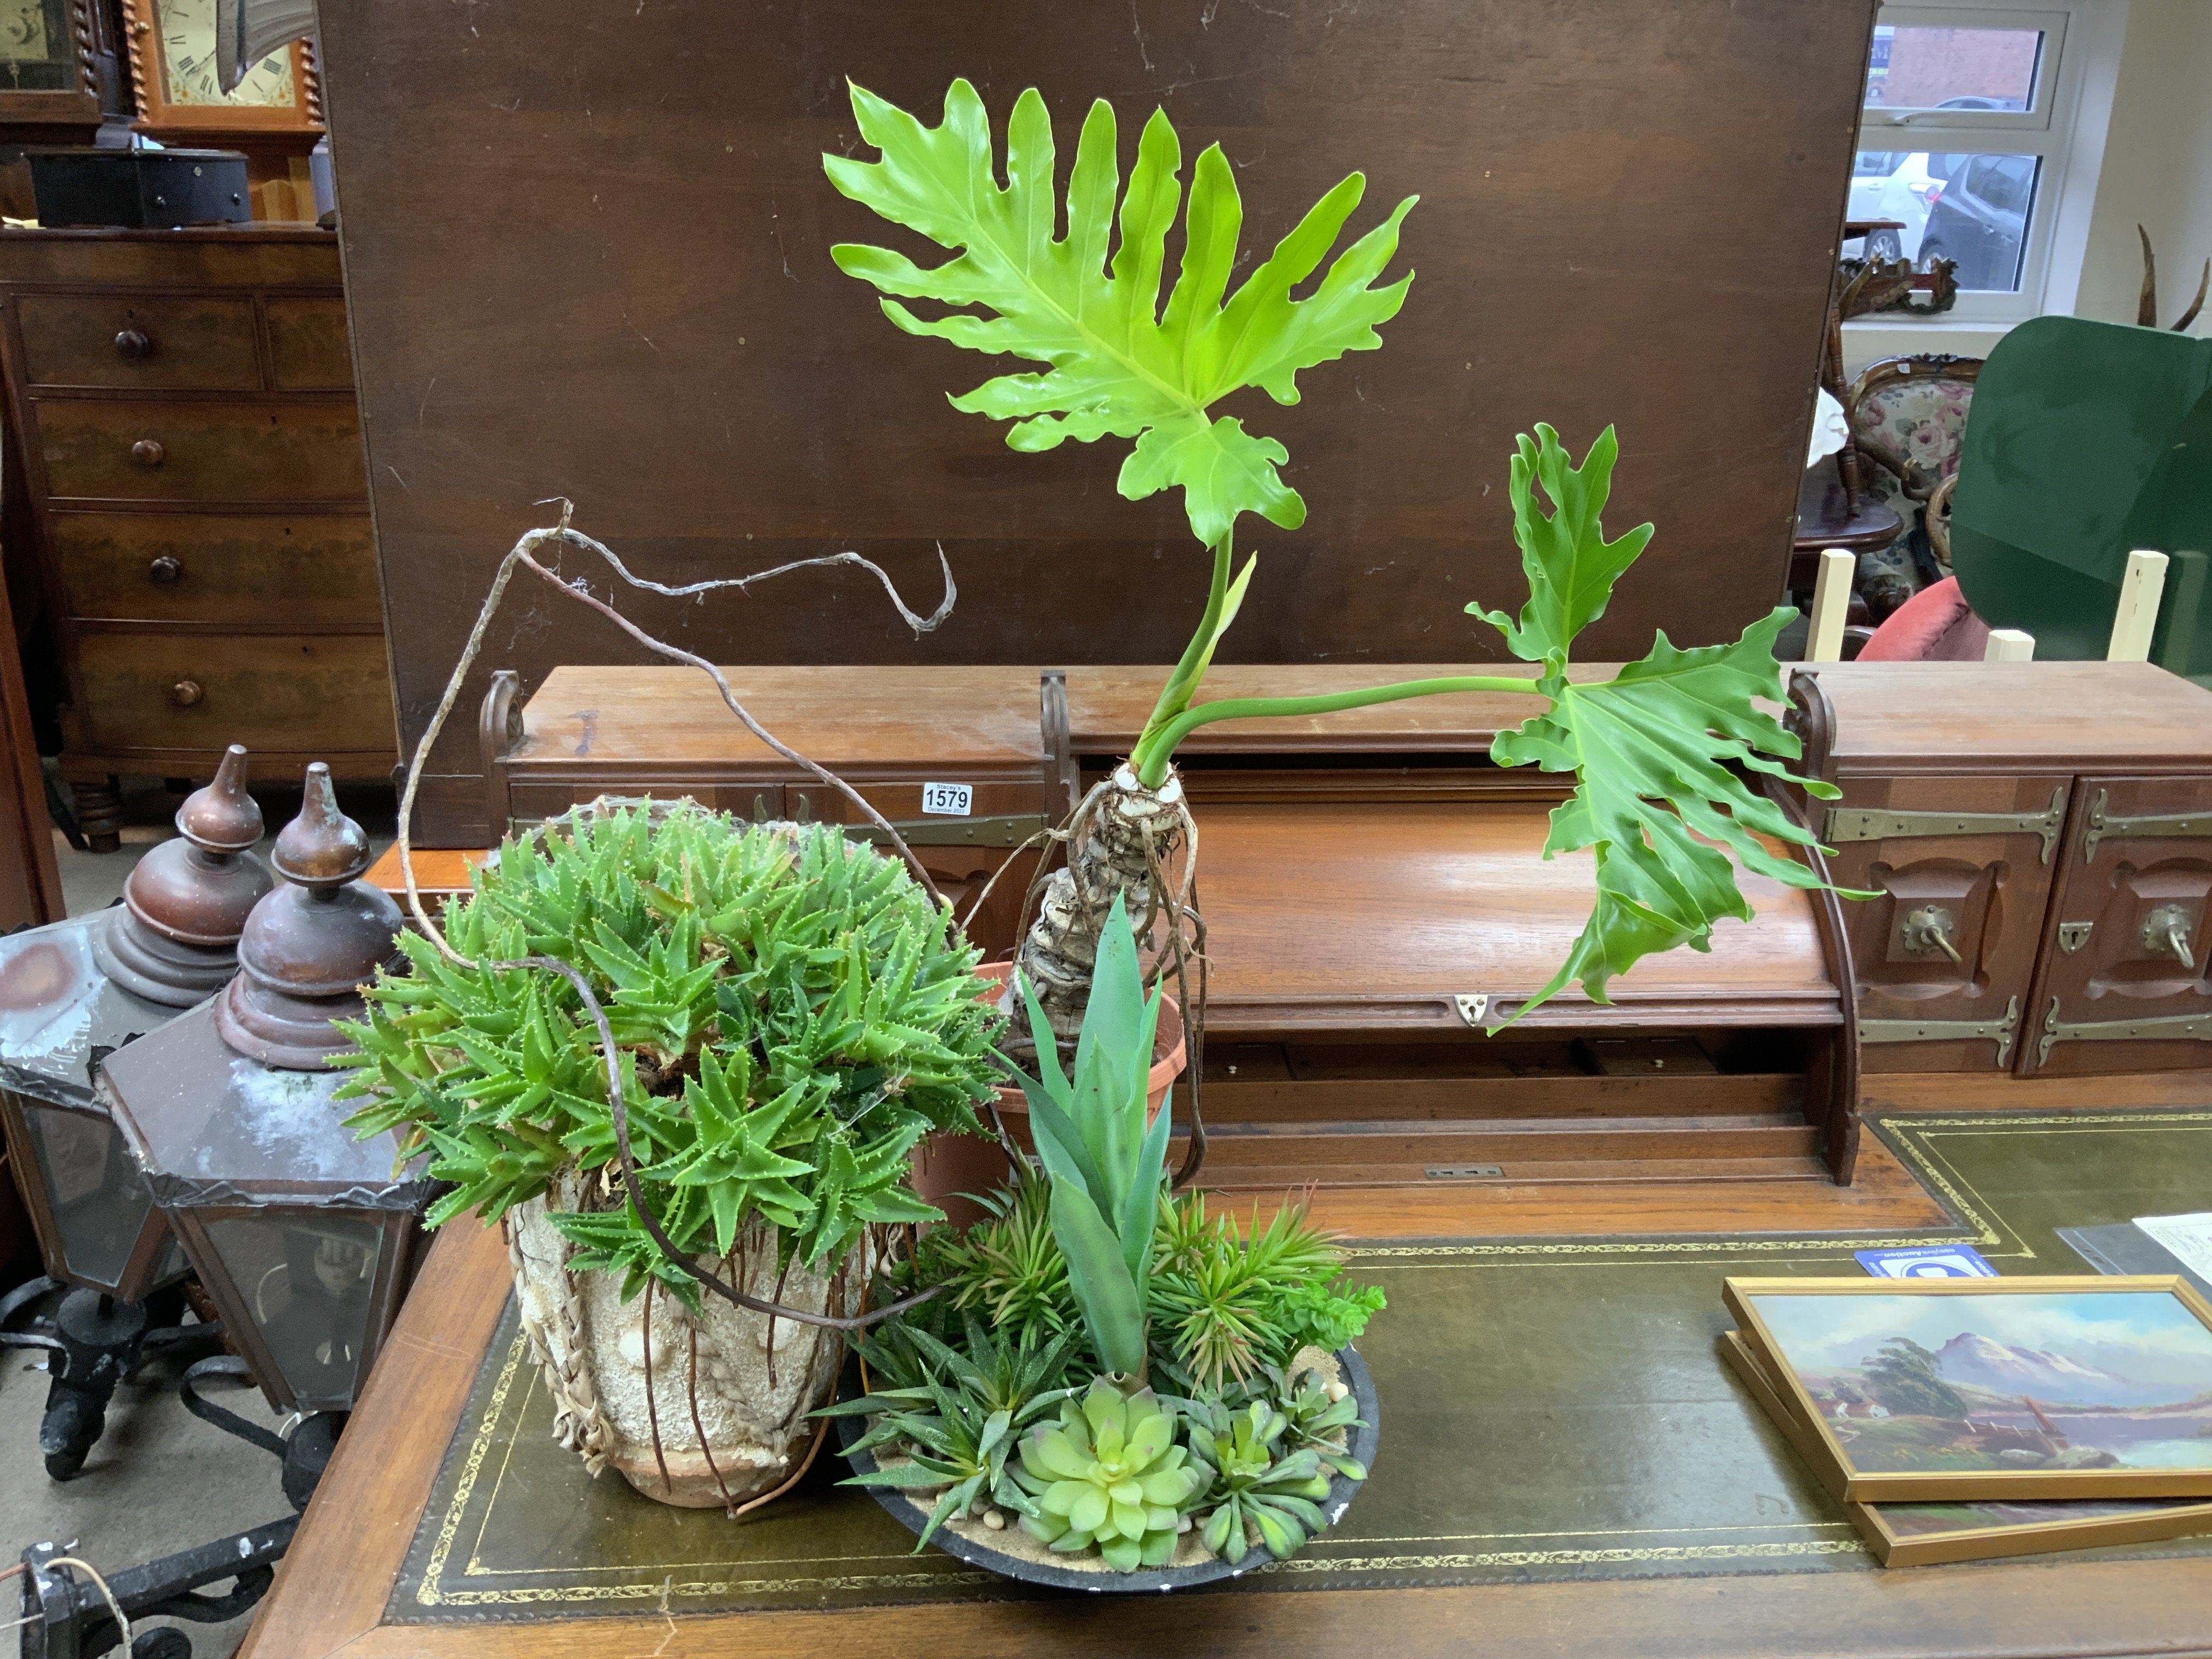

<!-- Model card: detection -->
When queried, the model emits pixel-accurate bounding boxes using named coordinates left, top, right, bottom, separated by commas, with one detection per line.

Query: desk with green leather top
left=240, top=1107, right=2212, bottom=1657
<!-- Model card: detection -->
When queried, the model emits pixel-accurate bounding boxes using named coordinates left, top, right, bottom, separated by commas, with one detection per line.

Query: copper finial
left=94, top=744, right=275, bottom=1007
left=215, top=764, right=402, bottom=1069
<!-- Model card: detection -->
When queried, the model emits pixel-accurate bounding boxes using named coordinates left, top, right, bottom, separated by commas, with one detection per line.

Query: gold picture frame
left=1721, top=1330, right=2212, bottom=1567
left=1723, top=1276, right=2212, bottom=1502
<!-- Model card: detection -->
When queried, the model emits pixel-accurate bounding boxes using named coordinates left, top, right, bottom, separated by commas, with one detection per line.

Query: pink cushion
left=1857, top=577, right=1990, bottom=662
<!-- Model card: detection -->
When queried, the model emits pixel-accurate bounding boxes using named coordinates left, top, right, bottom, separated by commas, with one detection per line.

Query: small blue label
left=1854, top=1244, right=1997, bottom=1279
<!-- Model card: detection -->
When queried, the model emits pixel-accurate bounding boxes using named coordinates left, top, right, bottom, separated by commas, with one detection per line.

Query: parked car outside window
left=1917, top=151, right=2038, bottom=290
left=1847, top=150, right=1944, bottom=262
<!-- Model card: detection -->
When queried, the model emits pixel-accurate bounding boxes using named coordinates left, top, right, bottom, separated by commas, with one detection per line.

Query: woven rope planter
left=505, top=1171, right=856, bottom=1509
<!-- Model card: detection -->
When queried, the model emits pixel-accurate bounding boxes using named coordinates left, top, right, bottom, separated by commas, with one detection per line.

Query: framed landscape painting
left=1722, top=1277, right=2212, bottom=1501
left=1719, top=1329, right=2212, bottom=1566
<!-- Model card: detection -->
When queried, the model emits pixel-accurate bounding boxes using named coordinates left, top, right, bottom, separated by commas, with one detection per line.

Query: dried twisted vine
left=398, top=508, right=953, bottom=1330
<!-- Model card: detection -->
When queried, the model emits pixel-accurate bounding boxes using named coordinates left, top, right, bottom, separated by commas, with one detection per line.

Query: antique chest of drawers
left=0, top=227, right=394, bottom=850
left=1789, top=661, right=2212, bottom=1080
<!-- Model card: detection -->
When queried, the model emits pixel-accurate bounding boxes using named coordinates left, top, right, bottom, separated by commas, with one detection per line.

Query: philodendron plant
left=825, top=79, right=1842, bottom=1039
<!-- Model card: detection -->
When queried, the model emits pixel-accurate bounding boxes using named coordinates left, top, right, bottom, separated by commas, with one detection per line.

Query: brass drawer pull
left=131, top=439, right=166, bottom=467
left=148, top=556, right=182, bottom=585
left=168, top=679, right=203, bottom=708
left=114, top=328, right=153, bottom=359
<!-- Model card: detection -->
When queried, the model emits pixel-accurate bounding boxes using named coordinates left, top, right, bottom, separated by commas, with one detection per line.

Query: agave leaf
left=1049, top=1177, right=1148, bottom=1375
left=1466, top=425, right=1854, bottom=1020
left=825, top=79, right=1417, bottom=547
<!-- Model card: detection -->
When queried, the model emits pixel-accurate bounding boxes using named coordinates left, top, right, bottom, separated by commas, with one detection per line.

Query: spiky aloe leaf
left=825, top=78, right=1417, bottom=546
left=1468, top=424, right=1855, bottom=1020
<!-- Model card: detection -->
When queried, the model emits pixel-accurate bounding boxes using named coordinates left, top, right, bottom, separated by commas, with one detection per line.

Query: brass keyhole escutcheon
left=2142, top=904, right=2197, bottom=970
left=1901, top=904, right=1963, bottom=963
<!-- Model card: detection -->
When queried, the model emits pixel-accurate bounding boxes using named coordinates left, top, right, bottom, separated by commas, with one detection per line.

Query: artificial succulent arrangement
left=825, top=78, right=1846, bottom=1040
left=823, top=896, right=1380, bottom=1575
left=336, top=802, right=1005, bottom=1297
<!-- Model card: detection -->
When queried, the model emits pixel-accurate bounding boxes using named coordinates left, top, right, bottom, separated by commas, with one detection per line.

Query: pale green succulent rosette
left=1013, top=1380, right=1207, bottom=1572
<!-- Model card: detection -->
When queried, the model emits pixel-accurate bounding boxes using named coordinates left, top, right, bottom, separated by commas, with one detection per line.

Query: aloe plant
left=337, top=803, right=1004, bottom=1300
left=1001, top=892, right=1167, bottom=1379
left=826, top=80, right=1841, bottom=1035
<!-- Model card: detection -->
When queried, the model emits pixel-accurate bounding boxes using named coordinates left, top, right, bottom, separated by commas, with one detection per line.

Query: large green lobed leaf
left=824, top=78, right=1417, bottom=547
left=1469, top=426, right=1852, bottom=1020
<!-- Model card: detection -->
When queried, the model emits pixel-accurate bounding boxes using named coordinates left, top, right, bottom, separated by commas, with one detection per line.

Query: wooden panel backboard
left=315, top=0, right=1876, bottom=842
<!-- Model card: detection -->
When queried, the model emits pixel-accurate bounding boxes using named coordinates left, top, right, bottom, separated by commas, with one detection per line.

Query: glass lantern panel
left=13, top=1096, right=158, bottom=1290
left=204, top=1212, right=385, bottom=1410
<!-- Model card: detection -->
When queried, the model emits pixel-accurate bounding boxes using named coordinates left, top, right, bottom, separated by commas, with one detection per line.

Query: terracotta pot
left=911, top=961, right=1188, bottom=1229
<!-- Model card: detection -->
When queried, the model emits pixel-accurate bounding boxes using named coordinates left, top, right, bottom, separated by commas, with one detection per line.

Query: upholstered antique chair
left=1842, top=353, right=1981, bottom=617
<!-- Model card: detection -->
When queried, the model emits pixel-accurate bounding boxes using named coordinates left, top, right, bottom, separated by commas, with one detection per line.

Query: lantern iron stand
left=0, top=1278, right=224, bottom=1480
left=15, top=1357, right=341, bottom=1659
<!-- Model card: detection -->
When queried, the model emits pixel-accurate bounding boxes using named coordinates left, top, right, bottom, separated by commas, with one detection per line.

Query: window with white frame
left=1851, top=3, right=2097, bottom=321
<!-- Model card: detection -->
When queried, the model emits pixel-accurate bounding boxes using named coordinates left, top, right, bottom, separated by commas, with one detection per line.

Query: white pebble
left=1327, top=1381, right=1349, bottom=1402
left=981, top=1508, right=1006, bottom=1530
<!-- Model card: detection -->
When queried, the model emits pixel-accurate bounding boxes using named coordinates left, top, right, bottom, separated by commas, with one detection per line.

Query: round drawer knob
left=114, top=329, right=153, bottom=359
left=168, top=680, right=203, bottom=708
left=148, top=556, right=182, bottom=585
left=130, top=439, right=165, bottom=467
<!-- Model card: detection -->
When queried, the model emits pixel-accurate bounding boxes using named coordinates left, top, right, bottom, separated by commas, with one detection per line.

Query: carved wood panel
left=1819, top=774, right=2068, bottom=1073
left=2024, top=774, right=2212, bottom=1076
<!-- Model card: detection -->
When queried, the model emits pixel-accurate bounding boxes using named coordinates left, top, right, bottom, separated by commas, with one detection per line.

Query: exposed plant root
left=1011, top=764, right=1192, bottom=1048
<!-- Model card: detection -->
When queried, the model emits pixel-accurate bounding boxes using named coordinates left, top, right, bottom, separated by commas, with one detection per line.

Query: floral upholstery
left=1850, top=364, right=1975, bottom=499
left=1844, top=358, right=1979, bottom=611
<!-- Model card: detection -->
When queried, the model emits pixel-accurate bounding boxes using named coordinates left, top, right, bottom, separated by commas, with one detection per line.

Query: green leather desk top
left=387, top=1111, right=2212, bottom=1622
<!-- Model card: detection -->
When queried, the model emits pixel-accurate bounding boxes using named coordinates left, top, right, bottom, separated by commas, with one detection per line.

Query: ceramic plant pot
left=835, top=1345, right=1381, bottom=1592
left=910, top=961, right=1188, bottom=1230
left=506, top=1172, right=862, bottom=1509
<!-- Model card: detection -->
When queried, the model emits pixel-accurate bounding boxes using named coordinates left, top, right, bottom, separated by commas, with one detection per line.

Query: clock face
left=0, top=0, right=71, bottom=89
left=154, top=0, right=295, bottom=108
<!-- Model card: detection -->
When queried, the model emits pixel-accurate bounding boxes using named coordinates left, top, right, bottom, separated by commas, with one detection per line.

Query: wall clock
left=0, top=0, right=101, bottom=123
left=122, top=0, right=319, bottom=136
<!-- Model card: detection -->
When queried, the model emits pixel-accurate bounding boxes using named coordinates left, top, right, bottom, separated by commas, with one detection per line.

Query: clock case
left=119, top=0, right=320, bottom=137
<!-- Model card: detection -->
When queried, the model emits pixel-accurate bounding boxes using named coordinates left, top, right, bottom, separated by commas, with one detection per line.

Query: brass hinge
left=2035, top=997, right=2212, bottom=1065
left=1860, top=995, right=2021, bottom=1066
left=2081, top=788, right=2212, bottom=861
left=849, top=812, right=1048, bottom=849
left=1824, top=786, right=2068, bottom=865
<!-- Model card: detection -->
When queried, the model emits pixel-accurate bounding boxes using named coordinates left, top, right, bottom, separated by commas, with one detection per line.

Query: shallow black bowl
left=832, top=1347, right=1381, bottom=1594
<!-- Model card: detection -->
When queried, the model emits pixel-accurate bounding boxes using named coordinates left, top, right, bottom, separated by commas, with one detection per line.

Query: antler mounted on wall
left=2139, top=225, right=2210, bottom=333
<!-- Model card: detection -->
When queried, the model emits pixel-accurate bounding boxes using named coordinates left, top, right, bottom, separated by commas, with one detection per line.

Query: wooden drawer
left=1815, top=774, right=2069, bottom=1073
left=35, top=400, right=366, bottom=502
left=2023, top=773, right=2212, bottom=1076
left=70, top=631, right=394, bottom=756
left=12, top=292, right=260, bottom=390
left=53, top=513, right=380, bottom=627
left=264, top=298, right=352, bottom=390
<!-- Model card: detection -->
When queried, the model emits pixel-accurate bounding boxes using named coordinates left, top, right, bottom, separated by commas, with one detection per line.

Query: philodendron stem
left=1128, top=674, right=1549, bottom=788
left=1134, top=534, right=1235, bottom=764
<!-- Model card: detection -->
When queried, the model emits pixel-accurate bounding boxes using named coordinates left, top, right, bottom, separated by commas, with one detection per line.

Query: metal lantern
left=104, top=763, right=432, bottom=1415
left=0, top=746, right=270, bottom=1476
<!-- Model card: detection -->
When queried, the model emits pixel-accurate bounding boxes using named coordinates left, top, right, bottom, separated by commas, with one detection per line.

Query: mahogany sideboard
left=0, top=225, right=394, bottom=850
